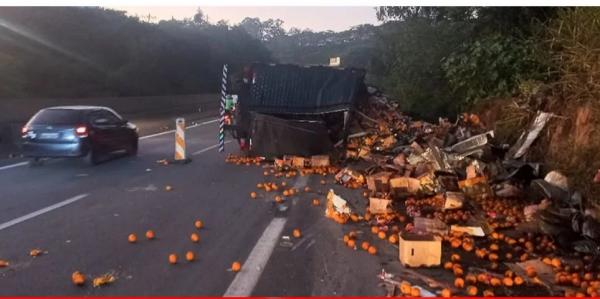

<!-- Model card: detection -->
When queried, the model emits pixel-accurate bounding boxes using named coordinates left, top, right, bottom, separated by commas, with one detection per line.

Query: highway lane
left=0, top=117, right=389, bottom=296
left=0, top=119, right=220, bottom=224
left=0, top=119, right=276, bottom=295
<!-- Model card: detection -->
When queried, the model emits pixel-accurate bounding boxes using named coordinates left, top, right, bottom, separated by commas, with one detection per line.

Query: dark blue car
left=21, top=106, right=138, bottom=165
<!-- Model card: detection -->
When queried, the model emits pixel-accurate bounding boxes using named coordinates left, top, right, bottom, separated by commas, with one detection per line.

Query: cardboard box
left=399, top=232, right=442, bottom=267
left=367, top=171, right=393, bottom=192
left=369, top=197, right=392, bottom=214
left=283, top=155, right=295, bottom=167
left=311, top=155, right=330, bottom=167
left=443, top=192, right=465, bottom=210
left=390, top=176, right=421, bottom=194
left=292, top=156, right=308, bottom=168
left=274, top=158, right=285, bottom=168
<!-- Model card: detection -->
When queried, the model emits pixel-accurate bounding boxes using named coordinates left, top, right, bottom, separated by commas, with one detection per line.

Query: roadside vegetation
left=0, top=7, right=271, bottom=98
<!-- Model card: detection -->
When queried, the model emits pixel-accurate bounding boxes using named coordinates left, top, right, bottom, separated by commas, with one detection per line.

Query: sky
left=107, top=6, right=381, bottom=32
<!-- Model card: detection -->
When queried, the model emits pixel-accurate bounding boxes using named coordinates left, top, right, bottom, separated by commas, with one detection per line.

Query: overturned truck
left=224, top=63, right=366, bottom=158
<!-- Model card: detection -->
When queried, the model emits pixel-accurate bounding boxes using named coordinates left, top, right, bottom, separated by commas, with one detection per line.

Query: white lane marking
left=139, top=118, right=218, bottom=140
left=224, top=217, right=287, bottom=297
left=0, top=161, right=29, bottom=171
left=0, top=193, right=88, bottom=231
left=192, top=140, right=233, bottom=155
left=0, top=118, right=219, bottom=171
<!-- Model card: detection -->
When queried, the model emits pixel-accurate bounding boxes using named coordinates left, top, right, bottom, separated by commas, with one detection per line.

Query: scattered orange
left=443, top=262, right=454, bottom=270
left=368, top=246, right=377, bottom=255
left=466, top=286, right=478, bottom=296
left=128, top=234, right=137, bottom=243
left=388, top=234, right=398, bottom=244
left=441, top=288, right=451, bottom=298
left=292, top=229, right=302, bottom=238
left=377, top=231, right=386, bottom=240
left=190, top=233, right=200, bottom=243
left=454, top=277, right=465, bottom=288
left=371, top=226, right=379, bottom=234
left=231, top=261, right=241, bottom=272
left=250, top=192, right=257, bottom=199
left=525, top=266, right=537, bottom=278
left=361, top=241, right=370, bottom=251
left=168, top=254, right=177, bottom=264
left=145, top=230, right=155, bottom=240
left=410, top=287, right=421, bottom=297
left=483, top=289, right=494, bottom=297
left=312, top=199, right=320, bottom=206
left=194, top=220, right=204, bottom=229
left=451, top=253, right=461, bottom=262
left=185, top=251, right=195, bottom=262
left=490, top=277, right=501, bottom=287
left=71, top=271, right=86, bottom=286
left=514, top=276, right=524, bottom=286
left=347, top=239, right=356, bottom=248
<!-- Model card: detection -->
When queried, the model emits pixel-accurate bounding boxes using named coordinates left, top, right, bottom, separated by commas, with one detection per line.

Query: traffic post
left=171, top=117, right=191, bottom=164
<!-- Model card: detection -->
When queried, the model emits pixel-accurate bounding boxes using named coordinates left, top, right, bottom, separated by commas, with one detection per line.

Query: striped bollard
left=218, top=64, right=228, bottom=153
left=173, top=118, right=191, bottom=164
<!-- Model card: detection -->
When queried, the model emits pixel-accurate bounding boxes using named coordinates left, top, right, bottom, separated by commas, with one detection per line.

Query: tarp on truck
left=246, top=63, right=366, bottom=115
left=249, top=113, right=332, bottom=158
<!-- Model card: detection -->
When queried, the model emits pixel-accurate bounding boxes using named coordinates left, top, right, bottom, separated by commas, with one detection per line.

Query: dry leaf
left=93, top=273, right=116, bottom=287
left=30, top=249, right=44, bottom=257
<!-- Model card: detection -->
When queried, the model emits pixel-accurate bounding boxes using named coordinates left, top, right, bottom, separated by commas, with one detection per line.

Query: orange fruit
left=128, top=234, right=137, bottom=243
left=71, top=271, right=86, bottom=286
left=441, top=288, right=451, bottom=298
left=292, top=229, right=302, bottom=238
left=388, top=234, right=398, bottom=244
left=347, top=239, right=356, bottom=248
left=312, top=199, right=320, bottom=206
left=368, top=246, right=377, bottom=255
left=466, top=285, right=478, bottom=296
left=168, top=254, right=177, bottom=264
left=194, top=220, right=204, bottom=229
left=454, top=277, right=465, bottom=288
left=371, top=226, right=379, bottom=234
left=231, top=261, right=241, bottom=272
left=410, top=287, right=421, bottom=297
left=185, top=251, right=195, bottom=262
left=378, top=231, right=386, bottom=240
left=250, top=192, right=257, bottom=199
left=190, top=233, right=200, bottom=243
left=145, top=230, right=155, bottom=240
left=361, top=241, right=370, bottom=251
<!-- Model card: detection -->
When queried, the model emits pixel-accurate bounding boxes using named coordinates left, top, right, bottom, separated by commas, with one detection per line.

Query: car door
left=88, top=110, right=121, bottom=153
left=101, top=108, right=130, bottom=151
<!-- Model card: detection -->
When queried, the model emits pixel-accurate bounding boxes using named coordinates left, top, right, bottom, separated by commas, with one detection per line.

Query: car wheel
left=85, top=149, right=100, bottom=165
left=127, top=139, right=138, bottom=156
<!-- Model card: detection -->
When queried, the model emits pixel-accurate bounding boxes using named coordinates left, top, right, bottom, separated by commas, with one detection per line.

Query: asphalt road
left=0, top=116, right=391, bottom=296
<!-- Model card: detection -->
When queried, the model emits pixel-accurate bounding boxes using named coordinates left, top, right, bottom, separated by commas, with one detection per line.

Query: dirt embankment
left=476, top=97, right=600, bottom=203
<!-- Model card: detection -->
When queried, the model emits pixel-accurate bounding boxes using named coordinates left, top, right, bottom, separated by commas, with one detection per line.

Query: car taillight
left=75, top=126, right=88, bottom=137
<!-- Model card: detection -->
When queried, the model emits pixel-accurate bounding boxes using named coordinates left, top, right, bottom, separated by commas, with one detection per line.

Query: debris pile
left=229, top=90, right=600, bottom=297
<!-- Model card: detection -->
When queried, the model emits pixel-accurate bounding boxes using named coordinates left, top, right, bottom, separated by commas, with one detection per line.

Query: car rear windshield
left=30, top=109, right=83, bottom=125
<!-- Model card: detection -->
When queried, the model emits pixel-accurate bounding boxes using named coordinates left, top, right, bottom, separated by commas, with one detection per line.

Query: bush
left=442, top=33, right=549, bottom=106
